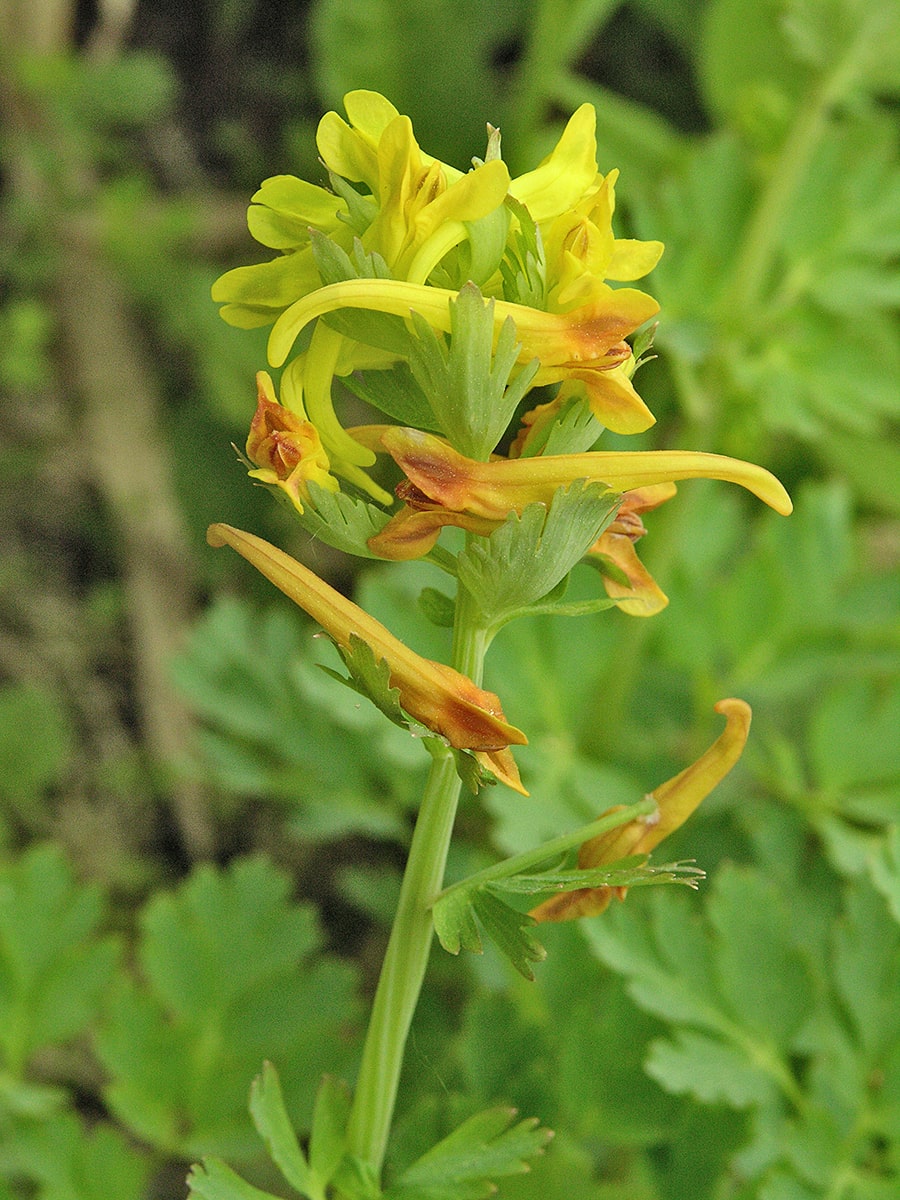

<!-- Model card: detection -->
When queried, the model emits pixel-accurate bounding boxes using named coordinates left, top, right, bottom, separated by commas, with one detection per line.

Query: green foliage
left=457, top=484, right=621, bottom=633
left=383, top=1106, right=553, bottom=1200
left=244, top=1064, right=348, bottom=1199
left=170, top=596, right=425, bottom=841
left=322, top=634, right=434, bottom=744
left=95, top=856, right=361, bottom=1161
left=434, top=800, right=703, bottom=979
left=585, top=866, right=900, bottom=1195
left=0, top=845, right=118, bottom=1078
left=189, top=1063, right=550, bottom=1200
left=292, top=483, right=394, bottom=561
left=405, top=286, right=538, bottom=461
left=0, top=1114, right=150, bottom=1200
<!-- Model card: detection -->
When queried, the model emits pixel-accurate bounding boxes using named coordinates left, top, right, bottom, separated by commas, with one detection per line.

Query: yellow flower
left=211, top=178, right=350, bottom=330
left=206, top=523, right=528, bottom=793
left=373, top=426, right=793, bottom=523
left=530, top=699, right=752, bottom=921
left=507, top=103, right=663, bottom=321
left=214, top=91, right=511, bottom=330
left=214, top=92, right=665, bottom=444
left=543, top=168, right=664, bottom=312
left=585, top=484, right=676, bottom=616
left=245, top=368, right=338, bottom=515
left=323, top=95, right=511, bottom=283
left=509, top=352, right=651, bottom=453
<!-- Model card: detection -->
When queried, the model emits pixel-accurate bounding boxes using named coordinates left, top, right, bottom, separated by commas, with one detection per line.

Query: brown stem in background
left=2, top=0, right=215, bottom=857
left=53, top=231, right=215, bottom=858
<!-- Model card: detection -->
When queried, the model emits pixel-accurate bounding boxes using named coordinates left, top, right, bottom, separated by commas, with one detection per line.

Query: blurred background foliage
left=0, top=0, right=898, bottom=1197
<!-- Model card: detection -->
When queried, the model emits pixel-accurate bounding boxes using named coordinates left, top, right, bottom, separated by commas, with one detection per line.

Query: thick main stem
left=345, top=581, right=487, bottom=1175
left=345, top=748, right=462, bottom=1171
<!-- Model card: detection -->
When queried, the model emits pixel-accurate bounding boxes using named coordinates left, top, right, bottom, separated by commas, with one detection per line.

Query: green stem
left=344, top=747, right=461, bottom=1172
left=724, top=20, right=874, bottom=314
left=345, top=579, right=489, bottom=1176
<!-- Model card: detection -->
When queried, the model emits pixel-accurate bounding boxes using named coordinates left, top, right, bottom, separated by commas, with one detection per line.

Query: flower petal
left=367, top=504, right=498, bottom=561
left=267, top=276, right=657, bottom=370
left=606, top=238, right=665, bottom=281
left=378, top=427, right=793, bottom=519
left=509, top=104, right=598, bottom=223
left=591, top=534, right=669, bottom=616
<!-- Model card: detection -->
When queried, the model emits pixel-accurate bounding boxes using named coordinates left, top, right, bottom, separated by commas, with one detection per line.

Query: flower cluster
left=209, top=90, right=791, bottom=819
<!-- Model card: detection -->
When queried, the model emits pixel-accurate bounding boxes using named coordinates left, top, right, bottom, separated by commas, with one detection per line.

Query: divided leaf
left=456, top=483, right=620, bottom=630
left=299, top=483, right=393, bottom=560
left=433, top=849, right=701, bottom=981
left=384, top=1106, right=553, bottom=1200
left=586, top=865, right=900, bottom=1193
left=248, top=1062, right=312, bottom=1194
left=189, top=1067, right=352, bottom=1200
left=188, top=1157, right=283, bottom=1200
left=323, top=633, right=434, bottom=742
left=3, top=1112, right=150, bottom=1200
left=97, top=856, right=362, bottom=1160
left=406, top=283, right=539, bottom=461
left=470, top=891, right=547, bottom=982
left=170, top=596, right=420, bottom=842
left=0, top=844, right=118, bottom=1075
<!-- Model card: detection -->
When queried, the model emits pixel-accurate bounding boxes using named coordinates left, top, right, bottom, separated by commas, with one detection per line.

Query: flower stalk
left=345, top=558, right=495, bottom=1171
left=345, top=742, right=463, bottom=1171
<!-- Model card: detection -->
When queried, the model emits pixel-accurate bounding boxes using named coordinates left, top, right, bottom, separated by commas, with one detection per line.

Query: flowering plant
left=192, top=92, right=790, bottom=1199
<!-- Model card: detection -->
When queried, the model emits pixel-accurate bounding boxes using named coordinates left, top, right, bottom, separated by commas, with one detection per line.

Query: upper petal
left=509, top=104, right=599, bottom=223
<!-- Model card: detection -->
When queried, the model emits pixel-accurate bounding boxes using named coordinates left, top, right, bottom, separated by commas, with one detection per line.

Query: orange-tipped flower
left=530, top=699, right=752, bottom=921
left=266, top=277, right=659, bottom=435
left=585, top=484, right=676, bottom=616
left=245, top=371, right=338, bottom=514
left=206, top=523, right=528, bottom=791
left=377, top=427, right=794, bottom=520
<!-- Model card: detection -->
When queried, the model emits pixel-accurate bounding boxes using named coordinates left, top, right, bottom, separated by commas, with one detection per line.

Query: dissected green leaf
left=308, top=1074, right=352, bottom=1189
left=433, top=876, right=547, bottom=978
left=406, top=284, right=538, bottom=460
left=325, top=633, right=434, bottom=743
left=433, top=886, right=484, bottom=958
left=385, top=1105, right=553, bottom=1200
left=586, top=865, right=813, bottom=1094
left=470, top=891, right=547, bottom=981
left=248, top=1062, right=311, bottom=1194
left=646, top=1029, right=776, bottom=1108
left=527, top=392, right=604, bottom=458
left=488, top=859, right=703, bottom=896
left=588, top=866, right=900, bottom=1194
left=96, top=856, right=362, bottom=1160
left=188, top=1157, right=283, bottom=1200
left=1, top=1112, right=150, bottom=1200
left=299, top=482, right=393, bottom=559
left=171, top=596, right=420, bottom=841
left=0, top=844, right=118, bottom=1075
left=457, top=483, right=620, bottom=630
left=343, top=362, right=441, bottom=433
left=499, top=196, right=546, bottom=309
